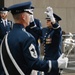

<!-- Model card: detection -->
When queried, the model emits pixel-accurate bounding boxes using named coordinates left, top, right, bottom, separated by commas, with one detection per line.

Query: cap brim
left=31, top=6, right=34, bottom=9
left=25, top=9, right=33, bottom=14
left=0, top=11, right=8, bottom=13
left=53, top=13, right=62, bottom=21
left=25, top=11, right=32, bottom=14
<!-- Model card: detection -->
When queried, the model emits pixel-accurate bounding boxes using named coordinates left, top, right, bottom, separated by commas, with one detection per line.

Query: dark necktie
left=5, top=21, right=7, bottom=26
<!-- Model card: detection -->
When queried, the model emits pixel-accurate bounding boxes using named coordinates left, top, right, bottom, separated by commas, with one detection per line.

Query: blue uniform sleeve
left=26, top=19, right=42, bottom=37
left=52, top=22, right=60, bottom=29
left=22, top=36, right=58, bottom=72
left=52, top=23, right=62, bottom=40
left=52, top=23, right=62, bottom=54
left=52, top=23, right=62, bottom=36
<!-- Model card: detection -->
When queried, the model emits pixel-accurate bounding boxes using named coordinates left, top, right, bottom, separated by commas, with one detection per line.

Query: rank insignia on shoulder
left=29, top=44, right=38, bottom=58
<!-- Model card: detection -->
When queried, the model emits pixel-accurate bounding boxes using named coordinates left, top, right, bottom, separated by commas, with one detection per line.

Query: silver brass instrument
left=62, top=32, right=75, bottom=73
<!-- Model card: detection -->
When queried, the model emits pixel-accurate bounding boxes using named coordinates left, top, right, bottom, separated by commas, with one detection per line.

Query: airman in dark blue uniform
left=26, top=18, right=42, bottom=56
left=26, top=7, right=42, bottom=75
left=42, top=19, right=62, bottom=59
left=41, top=6, right=63, bottom=75
left=0, top=7, right=13, bottom=44
left=0, top=2, right=68, bottom=75
left=0, top=7, right=13, bottom=75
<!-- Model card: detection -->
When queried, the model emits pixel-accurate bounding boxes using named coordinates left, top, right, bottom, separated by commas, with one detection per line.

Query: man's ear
left=21, top=13, right=26, bottom=20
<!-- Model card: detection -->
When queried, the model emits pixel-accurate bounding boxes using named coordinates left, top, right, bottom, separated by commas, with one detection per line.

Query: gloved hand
left=30, top=14, right=34, bottom=23
left=45, top=6, right=55, bottom=23
left=29, top=15, right=36, bottom=29
left=57, top=53, right=68, bottom=69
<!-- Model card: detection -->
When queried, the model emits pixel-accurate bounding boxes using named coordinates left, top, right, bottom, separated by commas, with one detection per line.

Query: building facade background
left=3, top=0, right=75, bottom=33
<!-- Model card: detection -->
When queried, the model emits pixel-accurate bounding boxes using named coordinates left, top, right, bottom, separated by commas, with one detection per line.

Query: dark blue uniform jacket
left=0, top=19, right=12, bottom=75
left=42, top=23, right=62, bottom=75
left=41, top=23, right=62, bottom=75
left=1, top=23, right=58, bottom=75
left=42, top=23, right=62, bottom=60
left=0, top=19, right=12, bottom=44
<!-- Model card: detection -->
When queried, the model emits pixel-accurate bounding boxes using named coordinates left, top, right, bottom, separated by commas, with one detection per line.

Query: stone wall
left=4, top=0, right=75, bottom=33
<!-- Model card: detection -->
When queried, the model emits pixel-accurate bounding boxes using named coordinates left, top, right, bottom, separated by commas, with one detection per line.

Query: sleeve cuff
left=51, top=61, right=58, bottom=70
left=52, top=23, right=60, bottom=29
left=48, top=60, right=52, bottom=72
left=30, top=22, right=37, bottom=29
